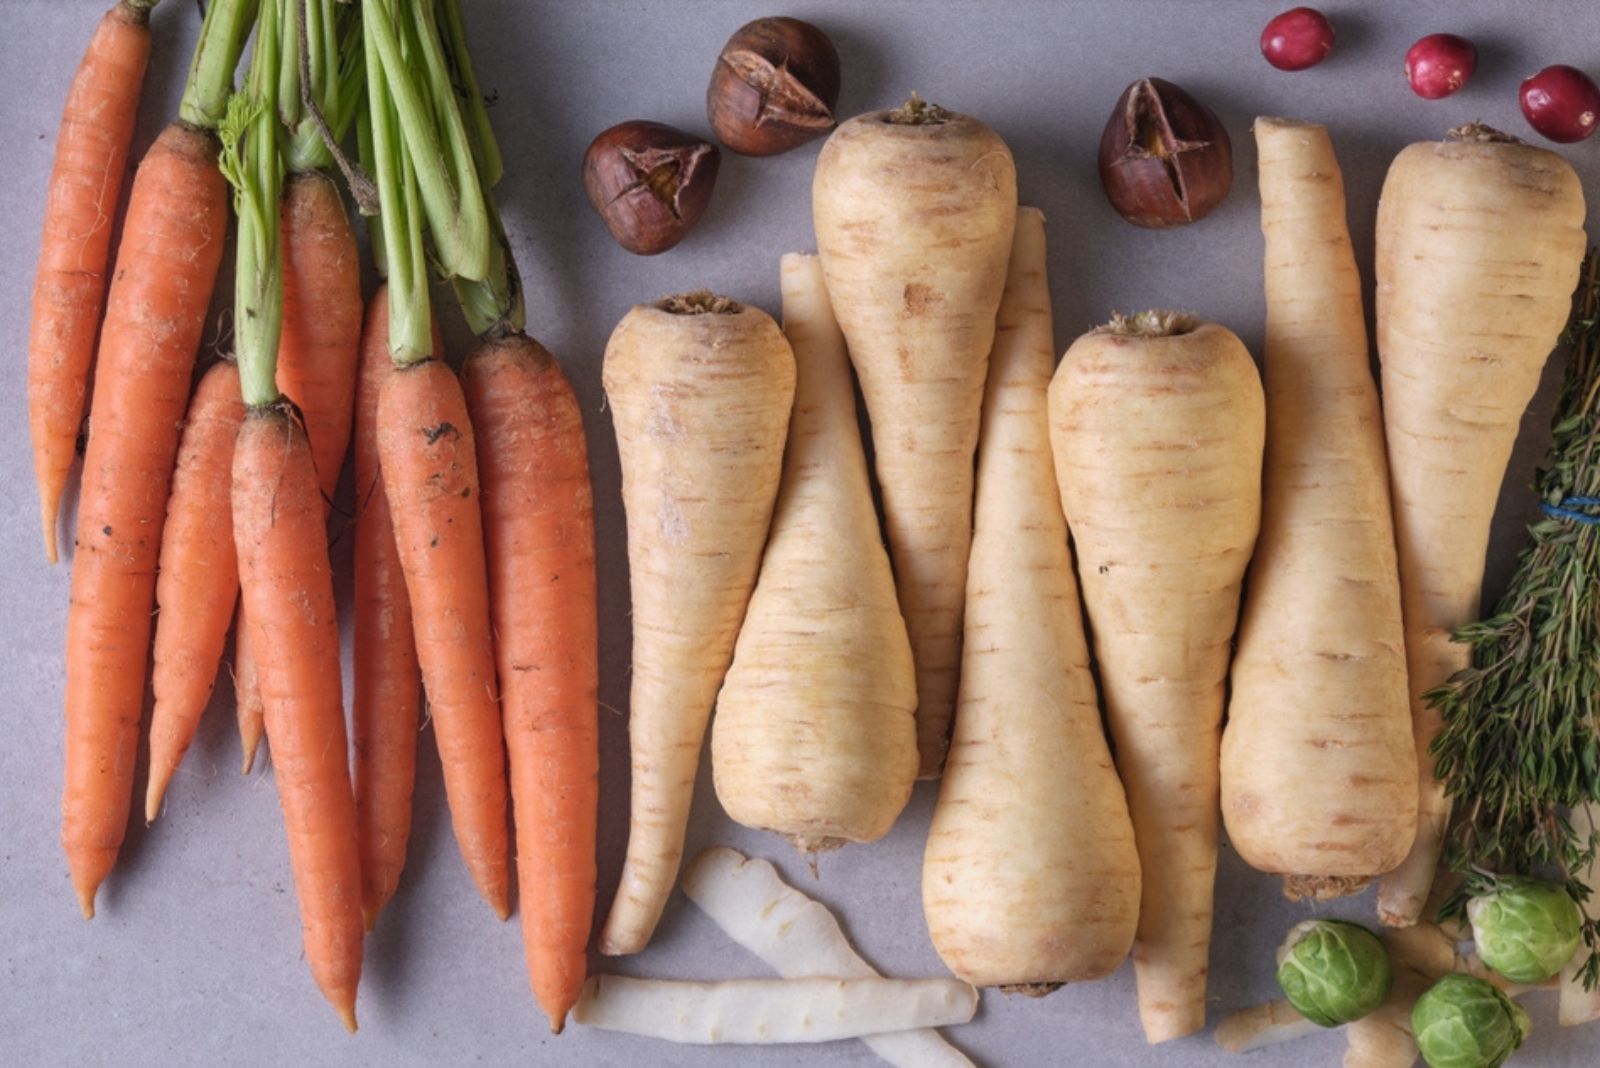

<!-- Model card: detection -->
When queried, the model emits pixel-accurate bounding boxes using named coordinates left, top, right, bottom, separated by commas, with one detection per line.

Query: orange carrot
left=234, top=614, right=266, bottom=774
left=234, top=405, right=363, bottom=1031
left=377, top=358, right=511, bottom=918
left=464, top=332, right=599, bottom=1031
left=352, top=285, right=428, bottom=929
left=144, top=359, right=246, bottom=821
left=29, top=0, right=156, bottom=564
left=277, top=170, right=362, bottom=499
left=62, top=121, right=228, bottom=918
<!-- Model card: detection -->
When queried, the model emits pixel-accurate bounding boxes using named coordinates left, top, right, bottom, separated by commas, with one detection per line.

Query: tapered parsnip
left=924, top=208, right=1140, bottom=990
left=812, top=96, right=1017, bottom=777
left=600, top=293, right=795, bottom=956
left=1049, top=314, right=1264, bottom=1042
left=1561, top=802, right=1600, bottom=1026
left=712, top=254, right=917, bottom=851
left=572, top=975, right=978, bottom=1044
left=1221, top=118, right=1416, bottom=898
left=682, top=847, right=974, bottom=1068
left=1215, top=999, right=1322, bottom=1054
left=1374, top=125, right=1587, bottom=927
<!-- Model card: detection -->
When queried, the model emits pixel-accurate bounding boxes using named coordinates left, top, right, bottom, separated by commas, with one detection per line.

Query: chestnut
left=707, top=16, right=841, bottom=156
left=1097, top=78, right=1233, bottom=229
left=582, top=120, right=721, bottom=255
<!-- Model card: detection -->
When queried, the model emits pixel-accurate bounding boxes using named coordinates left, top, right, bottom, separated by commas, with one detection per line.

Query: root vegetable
left=923, top=207, right=1141, bottom=989
left=1221, top=117, right=1416, bottom=896
left=1049, top=312, right=1264, bottom=1041
left=1373, top=124, right=1586, bottom=928
left=1215, top=999, right=1323, bottom=1054
left=572, top=975, right=978, bottom=1044
left=1559, top=805, right=1600, bottom=1025
left=682, top=846, right=974, bottom=1068
left=812, top=95, right=1017, bottom=776
left=711, top=254, right=917, bottom=851
left=599, top=293, right=795, bottom=955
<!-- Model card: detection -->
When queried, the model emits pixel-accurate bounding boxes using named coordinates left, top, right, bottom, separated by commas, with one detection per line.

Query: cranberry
left=1404, top=34, right=1477, bottom=100
left=1520, top=65, right=1600, bottom=143
left=1260, top=8, right=1335, bottom=71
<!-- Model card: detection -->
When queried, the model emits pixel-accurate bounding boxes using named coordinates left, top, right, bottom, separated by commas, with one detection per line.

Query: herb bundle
left=1431, top=248, right=1600, bottom=988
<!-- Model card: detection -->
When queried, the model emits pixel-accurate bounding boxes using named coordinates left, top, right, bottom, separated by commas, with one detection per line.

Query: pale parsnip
left=712, top=255, right=917, bottom=851
left=572, top=975, right=978, bottom=1044
left=923, top=207, right=1140, bottom=989
left=682, top=847, right=974, bottom=1068
left=812, top=96, right=1017, bottom=777
left=599, top=294, right=796, bottom=956
left=1049, top=314, right=1264, bottom=1042
left=1222, top=117, right=1416, bottom=897
left=1374, top=126, right=1586, bottom=927
left=1215, top=999, right=1322, bottom=1054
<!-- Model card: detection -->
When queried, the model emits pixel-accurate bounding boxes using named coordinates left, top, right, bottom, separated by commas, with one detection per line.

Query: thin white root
left=572, top=975, right=978, bottom=1044
left=682, top=847, right=975, bottom=1067
left=1215, top=998, right=1323, bottom=1053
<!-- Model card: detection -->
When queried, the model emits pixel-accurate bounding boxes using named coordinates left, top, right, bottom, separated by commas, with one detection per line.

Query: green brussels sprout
left=1274, top=919, right=1392, bottom=1027
left=1467, top=875, right=1583, bottom=984
left=1412, top=974, right=1531, bottom=1068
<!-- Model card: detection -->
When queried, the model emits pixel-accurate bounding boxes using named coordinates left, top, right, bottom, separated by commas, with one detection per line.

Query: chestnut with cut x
left=708, top=16, right=840, bottom=156
left=582, top=121, right=721, bottom=255
left=1097, top=77, right=1233, bottom=229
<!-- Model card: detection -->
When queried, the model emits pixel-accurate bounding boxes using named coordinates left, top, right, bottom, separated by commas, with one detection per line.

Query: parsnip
left=1049, top=313, right=1264, bottom=1042
left=923, top=207, right=1140, bottom=989
left=1374, top=125, right=1586, bottom=927
left=812, top=95, right=1017, bottom=777
left=572, top=975, right=979, bottom=1044
left=682, top=846, right=974, bottom=1068
left=711, top=255, right=918, bottom=851
left=599, top=293, right=795, bottom=956
left=1221, top=117, right=1416, bottom=897
left=1215, top=999, right=1322, bottom=1054
left=1560, top=802, right=1600, bottom=1026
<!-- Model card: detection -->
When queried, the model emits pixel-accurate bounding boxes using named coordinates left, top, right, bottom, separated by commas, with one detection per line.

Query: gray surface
left=3, top=1, right=1600, bottom=1065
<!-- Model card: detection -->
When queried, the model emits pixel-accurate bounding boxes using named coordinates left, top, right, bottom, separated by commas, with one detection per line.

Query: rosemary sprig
left=1429, top=248, right=1600, bottom=988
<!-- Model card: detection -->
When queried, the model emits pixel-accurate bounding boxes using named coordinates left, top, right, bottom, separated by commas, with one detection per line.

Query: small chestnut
left=707, top=16, right=841, bottom=156
left=582, top=120, right=721, bottom=255
left=1097, top=77, right=1234, bottom=229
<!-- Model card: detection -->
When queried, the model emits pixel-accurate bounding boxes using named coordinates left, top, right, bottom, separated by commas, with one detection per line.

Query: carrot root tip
left=76, top=888, right=96, bottom=921
left=337, top=1005, right=358, bottom=1034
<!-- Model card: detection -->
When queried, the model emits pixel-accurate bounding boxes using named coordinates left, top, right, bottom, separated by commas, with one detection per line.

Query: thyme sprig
left=1430, top=248, right=1600, bottom=989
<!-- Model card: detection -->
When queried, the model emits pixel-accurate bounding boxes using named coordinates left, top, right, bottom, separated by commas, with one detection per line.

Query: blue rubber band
left=1541, top=496, right=1600, bottom=524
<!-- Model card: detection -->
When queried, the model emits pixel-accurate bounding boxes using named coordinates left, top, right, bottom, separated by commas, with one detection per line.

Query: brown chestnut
left=707, top=16, right=841, bottom=156
left=1097, top=77, right=1233, bottom=229
left=582, top=120, right=721, bottom=255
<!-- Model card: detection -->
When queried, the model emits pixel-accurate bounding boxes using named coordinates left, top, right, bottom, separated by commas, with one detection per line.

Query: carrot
left=234, top=612, right=267, bottom=774
left=1220, top=117, right=1417, bottom=898
left=144, top=359, right=246, bottom=821
left=276, top=171, right=362, bottom=499
left=463, top=331, right=599, bottom=1032
left=234, top=407, right=363, bottom=1031
left=363, top=0, right=510, bottom=920
left=924, top=208, right=1141, bottom=990
left=236, top=1, right=364, bottom=776
left=28, top=0, right=157, bottom=564
left=60, top=0, right=253, bottom=915
left=351, top=285, right=426, bottom=930
left=600, top=293, right=795, bottom=956
left=711, top=253, right=918, bottom=853
left=376, top=360, right=510, bottom=918
left=227, top=2, right=362, bottom=1027
left=1049, top=313, right=1264, bottom=1041
left=1373, top=125, right=1587, bottom=928
left=811, top=95, right=1017, bottom=778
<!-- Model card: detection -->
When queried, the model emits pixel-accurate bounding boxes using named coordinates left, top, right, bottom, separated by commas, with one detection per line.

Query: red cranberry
left=1520, top=65, right=1600, bottom=143
left=1260, top=8, right=1335, bottom=71
left=1404, top=34, right=1477, bottom=100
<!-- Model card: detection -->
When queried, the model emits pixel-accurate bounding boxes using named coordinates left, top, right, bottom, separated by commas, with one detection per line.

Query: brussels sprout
left=1274, top=919, right=1392, bottom=1027
left=1412, top=974, right=1530, bottom=1068
left=1467, top=875, right=1583, bottom=984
